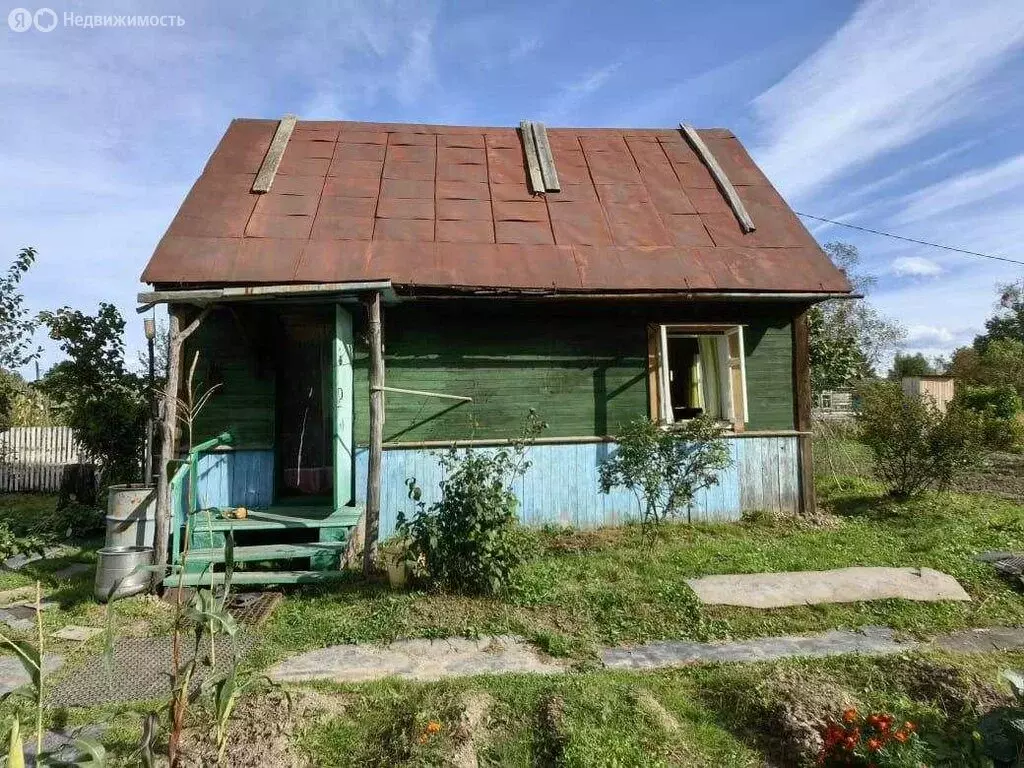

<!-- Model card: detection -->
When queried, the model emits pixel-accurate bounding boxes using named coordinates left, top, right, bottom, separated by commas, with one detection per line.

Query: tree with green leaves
left=889, top=352, right=936, bottom=380
left=0, top=247, right=41, bottom=430
left=975, top=280, right=1024, bottom=352
left=808, top=242, right=904, bottom=392
left=948, top=282, right=1024, bottom=399
left=38, top=303, right=148, bottom=485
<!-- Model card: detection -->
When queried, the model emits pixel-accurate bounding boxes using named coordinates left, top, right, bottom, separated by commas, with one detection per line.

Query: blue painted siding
left=354, top=436, right=799, bottom=539
left=194, top=450, right=274, bottom=509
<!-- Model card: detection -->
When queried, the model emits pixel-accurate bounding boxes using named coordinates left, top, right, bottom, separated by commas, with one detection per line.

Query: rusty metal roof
left=140, top=119, right=852, bottom=295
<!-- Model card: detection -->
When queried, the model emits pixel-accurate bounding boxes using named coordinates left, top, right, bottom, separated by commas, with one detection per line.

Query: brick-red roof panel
left=141, top=119, right=852, bottom=294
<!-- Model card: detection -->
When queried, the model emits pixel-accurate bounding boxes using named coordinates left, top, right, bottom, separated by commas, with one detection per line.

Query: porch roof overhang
left=136, top=279, right=396, bottom=312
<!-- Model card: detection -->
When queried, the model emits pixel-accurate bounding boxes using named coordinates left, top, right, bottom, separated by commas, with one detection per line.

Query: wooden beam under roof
left=251, top=114, right=297, bottom=193
left=679, top=123, right=756, bottom=234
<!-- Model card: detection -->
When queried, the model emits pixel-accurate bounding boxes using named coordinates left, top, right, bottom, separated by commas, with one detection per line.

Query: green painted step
left=186, top=542, right=349, bottom=564
left=190, top=505, right=362, bottom=532
left=170, top=570, right=350, bottom=587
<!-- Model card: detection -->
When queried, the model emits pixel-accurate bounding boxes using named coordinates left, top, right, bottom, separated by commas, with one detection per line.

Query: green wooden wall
left=351, top=301, right=796, bottom=443
left=186, top=307, right=276, bottom=450
left=188, top=300, right=798, bottom=449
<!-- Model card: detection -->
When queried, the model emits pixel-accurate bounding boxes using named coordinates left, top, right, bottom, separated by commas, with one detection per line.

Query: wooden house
left=138, top=118, right=851, bottom=586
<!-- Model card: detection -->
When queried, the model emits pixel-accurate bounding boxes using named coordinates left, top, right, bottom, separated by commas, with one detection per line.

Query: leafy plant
left=0, top=521, right=45, bottom=563
left=598, top=416, right=732, bottom=543
left=975, top=670, right=1024, bottom=767
left=857, top=381, right=983, bottom=499
left=818, top=708, right=929, bottom=767
left=397, top=410, right=546, bottom=595
left=1, top=583, right=108, bottom=767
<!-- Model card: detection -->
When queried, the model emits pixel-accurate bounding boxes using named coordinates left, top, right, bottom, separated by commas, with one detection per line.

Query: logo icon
left=8, top=7, right=32, bottom=31
left=33, top=7, right=55, bottom=31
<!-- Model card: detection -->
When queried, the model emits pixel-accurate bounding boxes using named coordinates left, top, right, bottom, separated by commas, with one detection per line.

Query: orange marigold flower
left=842, top=708, right=859, bottom=723
left=904, top=721, right=917, bottom=732
left=894, top=730, right=908, bottom=743
left=426, top=720, right=442, bottom=734
left=867, top=738, right=882, bottom=752
left=844, top=735, right=857, bottom=750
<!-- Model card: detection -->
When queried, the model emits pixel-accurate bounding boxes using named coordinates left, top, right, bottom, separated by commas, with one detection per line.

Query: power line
left=796, top=212, right=1024, bottom=267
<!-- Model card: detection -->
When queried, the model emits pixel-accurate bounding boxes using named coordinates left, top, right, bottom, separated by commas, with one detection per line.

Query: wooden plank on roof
left=679, top=123, right=756, bottom=234
left=252, top=114, right=298, bottom=193
left=519, top=120, right=545, bottom=194
left=531, top=122, right=560, bottom=192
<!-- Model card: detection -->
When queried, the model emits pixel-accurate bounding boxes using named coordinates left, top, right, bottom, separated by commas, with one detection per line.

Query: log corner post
left=152, top=304, right=211, bottom=590
left=363, top=291, right=384, bottom=575
left=793, top=309, right=816, bottom=517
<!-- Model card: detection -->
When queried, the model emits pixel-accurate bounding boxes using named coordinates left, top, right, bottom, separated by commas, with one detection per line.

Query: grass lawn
left=0, top=494, right=175, bottom=660
left=255, top=477, right=1024, bottom=665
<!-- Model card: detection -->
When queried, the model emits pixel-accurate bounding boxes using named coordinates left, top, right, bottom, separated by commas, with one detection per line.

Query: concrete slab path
left=603, top=627, right=910, bottom=669
left=268, top=627, right=1024, bottom=686
left=269, top=635, right=569, bottom=684
left=686, top=567, right=970, bottom=609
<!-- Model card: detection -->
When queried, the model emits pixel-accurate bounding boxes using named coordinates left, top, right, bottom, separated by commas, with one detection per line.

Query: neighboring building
left=902, top=376, right=956, bottom=413
left=812, top=389, right=856, bottom=421
left=139, top=118, right=852, bottom=585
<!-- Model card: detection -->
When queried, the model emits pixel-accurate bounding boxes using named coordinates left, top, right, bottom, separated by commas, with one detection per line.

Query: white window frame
left=651, top=323, right=748, bottom=428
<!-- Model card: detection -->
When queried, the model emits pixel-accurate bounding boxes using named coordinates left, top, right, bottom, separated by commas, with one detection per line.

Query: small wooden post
left=792, top=309, right=816, bottom=517
left=152, top=304, right=210, bottom=589
left=364, top=291, right=384, bottom=575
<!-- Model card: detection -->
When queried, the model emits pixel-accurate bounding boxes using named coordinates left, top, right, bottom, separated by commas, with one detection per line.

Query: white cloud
left=751, top=0, right=1024, bottom=202
left=905, top=325, right=957, bottom=346
left=890, top=256, right=943, bottom=278
left=541, top=61, right=622, bottom=125
left=895, top=152, right=1024, bottom=225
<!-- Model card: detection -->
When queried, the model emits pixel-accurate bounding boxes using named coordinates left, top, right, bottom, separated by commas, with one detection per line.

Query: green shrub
left=857, top=381, right=983, bottom=499
left=397, top=411, right=545, bottom=595
left=0, top=520, right=45, bottom=561
left=955, top=384, right=1023, bottom=451
left=598, top=416, right=732, bottom=542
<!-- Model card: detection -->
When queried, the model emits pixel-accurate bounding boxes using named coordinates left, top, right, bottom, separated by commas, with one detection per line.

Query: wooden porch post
left=363, top=291, right=384, bottom=575
left=792, top=309, right=816, bottom=517
left=152, top=304, right=210, bottom=589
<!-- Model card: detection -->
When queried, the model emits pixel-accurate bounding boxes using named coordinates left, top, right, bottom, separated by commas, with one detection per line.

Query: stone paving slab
left=687, top=567, right=970, bottom=609
left=52, top=625, right=104, bottom=642
left=932, top=627, right=1024, bottom=654
left=269, top=635, right=569, bottom=684
left=602, top=627, right=914, bottom=670
left=0, top=654, right=63, bottom=694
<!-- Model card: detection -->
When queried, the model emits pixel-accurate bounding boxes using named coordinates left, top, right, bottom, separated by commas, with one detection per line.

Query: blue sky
left=2, top=0, right=1023, bottom=373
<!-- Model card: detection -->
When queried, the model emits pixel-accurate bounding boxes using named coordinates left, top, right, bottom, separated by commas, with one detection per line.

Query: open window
left=647, top=324, right=748, bottom=429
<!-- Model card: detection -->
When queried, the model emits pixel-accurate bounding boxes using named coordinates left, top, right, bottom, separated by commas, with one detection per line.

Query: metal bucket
left=105, top=484, right=156, bottom=549
left=94, top=546, right=154, bottom=602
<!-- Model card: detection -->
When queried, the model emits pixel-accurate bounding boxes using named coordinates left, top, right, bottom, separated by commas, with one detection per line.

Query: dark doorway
left=274, top=309, right=334, bottom=500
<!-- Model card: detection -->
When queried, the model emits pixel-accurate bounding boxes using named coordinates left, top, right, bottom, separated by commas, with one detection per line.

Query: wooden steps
left=186, top=542, right=349, bottom=564
left=171, top=570, right=351, bottom=587
left=190, top=505, right=362, bottom=532
left=174, top=504, right=362, bottom=587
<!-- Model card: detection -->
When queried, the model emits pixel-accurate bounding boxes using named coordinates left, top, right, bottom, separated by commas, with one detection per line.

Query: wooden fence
left=0, top=427, right=86, bottom=492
